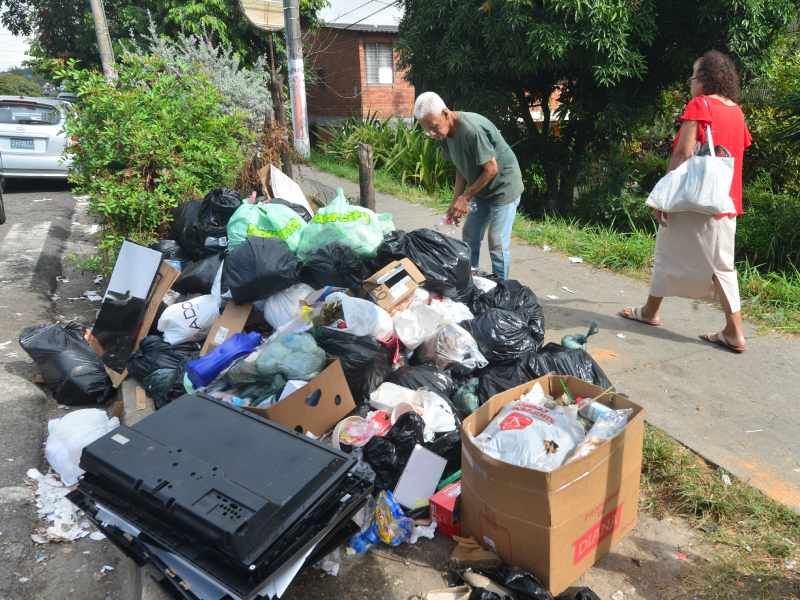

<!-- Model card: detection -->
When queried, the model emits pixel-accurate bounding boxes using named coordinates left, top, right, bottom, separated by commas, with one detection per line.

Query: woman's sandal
left=619, top=306, right=662, bottom=326
left=700, top=331, right=746, bottom=354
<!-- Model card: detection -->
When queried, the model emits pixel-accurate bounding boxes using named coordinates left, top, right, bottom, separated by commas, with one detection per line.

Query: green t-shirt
left=440, top=112, right=524, bottom=205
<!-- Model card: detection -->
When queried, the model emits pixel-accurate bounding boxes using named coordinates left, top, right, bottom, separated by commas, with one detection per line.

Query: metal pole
left=283, top=0, right=310, bottom=158
left=269, top=33, right=293, bottom=178
left=88, top=0, right=117, bottom=81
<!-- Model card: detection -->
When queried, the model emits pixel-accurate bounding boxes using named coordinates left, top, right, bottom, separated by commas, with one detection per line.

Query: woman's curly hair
left=696, top=50, right=741, bottom=103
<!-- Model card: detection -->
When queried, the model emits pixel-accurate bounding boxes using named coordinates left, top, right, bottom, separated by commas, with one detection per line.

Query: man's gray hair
left=413, top=92, right=447, bottom=120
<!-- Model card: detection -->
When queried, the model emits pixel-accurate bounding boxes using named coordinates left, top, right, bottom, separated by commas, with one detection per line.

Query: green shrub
left=60, top=54, right=252, bottom=269
left=0, top=72, right=43, bottom=96
left=738, top=178, right=800, bottom=271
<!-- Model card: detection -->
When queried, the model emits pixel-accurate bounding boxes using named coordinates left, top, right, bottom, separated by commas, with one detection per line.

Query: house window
left=364, top=43, right=394, bottom=85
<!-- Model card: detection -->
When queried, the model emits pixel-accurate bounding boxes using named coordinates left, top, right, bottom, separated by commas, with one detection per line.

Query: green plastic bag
left=296, top=188, right=395, bottom=260
left=226, top=203, right=306, bottom=252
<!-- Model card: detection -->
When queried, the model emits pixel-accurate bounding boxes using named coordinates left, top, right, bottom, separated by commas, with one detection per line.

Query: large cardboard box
left=460, top=375, right=644, bottom=595
left=363, top=259, right=426, bottom=313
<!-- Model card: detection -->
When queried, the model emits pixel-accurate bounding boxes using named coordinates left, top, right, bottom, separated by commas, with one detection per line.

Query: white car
left=0, top=96, right=73, bottom=179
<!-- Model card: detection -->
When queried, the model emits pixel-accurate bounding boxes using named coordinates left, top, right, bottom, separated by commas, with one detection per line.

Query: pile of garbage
left=18, top=175, right=624, bottom=599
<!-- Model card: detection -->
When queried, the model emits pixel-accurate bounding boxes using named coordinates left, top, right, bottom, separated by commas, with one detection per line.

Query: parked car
left=0, top=96, right=72, bottom=179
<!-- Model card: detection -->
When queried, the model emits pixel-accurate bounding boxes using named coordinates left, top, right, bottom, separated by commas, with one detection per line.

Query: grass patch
left=310, top=151, right=800, bottom=334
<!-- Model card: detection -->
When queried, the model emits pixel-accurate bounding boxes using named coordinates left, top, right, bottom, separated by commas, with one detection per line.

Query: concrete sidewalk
left=297, top=164, right=800, bottom=513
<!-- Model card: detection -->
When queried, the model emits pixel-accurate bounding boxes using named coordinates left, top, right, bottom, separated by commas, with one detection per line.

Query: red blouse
left=672, top=95, right=752, bottom=216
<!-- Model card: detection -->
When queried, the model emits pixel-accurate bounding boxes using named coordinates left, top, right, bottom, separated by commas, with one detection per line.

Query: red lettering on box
left=572, top=504, right=623, bottom=565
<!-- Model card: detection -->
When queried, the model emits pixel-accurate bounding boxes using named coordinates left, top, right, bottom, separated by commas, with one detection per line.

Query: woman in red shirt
left=621, top=51, right=751, bottom=352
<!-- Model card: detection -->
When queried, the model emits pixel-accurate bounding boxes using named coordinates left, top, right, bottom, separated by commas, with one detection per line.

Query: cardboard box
left=244, top=360, right=355, bottom=437
left=430, top=482, right=461, bottom=538
left=363, top=259, right=425, bottom=313
left=460, top=375, right=644, bottom=595
left=200, top=301, right=253, bottom=355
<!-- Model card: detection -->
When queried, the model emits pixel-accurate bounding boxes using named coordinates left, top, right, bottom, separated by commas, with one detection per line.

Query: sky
left=0, top=22, right=31, bottom=71
left=318, top=0, right=403, bottom=27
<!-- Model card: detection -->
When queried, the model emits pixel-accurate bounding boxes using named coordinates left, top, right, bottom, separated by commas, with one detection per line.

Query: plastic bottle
left=577, top=398, right=615, bottom=423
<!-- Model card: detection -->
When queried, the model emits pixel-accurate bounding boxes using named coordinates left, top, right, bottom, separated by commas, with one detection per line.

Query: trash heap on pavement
left=19, top=170, right=644, bottom=600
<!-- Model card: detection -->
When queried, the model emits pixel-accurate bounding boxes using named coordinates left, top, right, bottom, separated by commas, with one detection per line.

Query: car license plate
left=10, top=137, right=34, bottom=150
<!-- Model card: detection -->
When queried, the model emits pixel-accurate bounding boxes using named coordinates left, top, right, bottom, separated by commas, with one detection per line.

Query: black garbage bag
left=173, top=254, right=223, bottom=295
left=385, top=365, right=457, bottom=399
left=376, top=229, right=472, bottom=296
left=150, top=239, right=187, bottom=261
left=173, top=188, right=241, bottom=259
left=142, top=368, right=187, bottom=410
left=424, top=429, right=461, bottom=477
left=555, top=589, right=601, bottom=600
left=222, top=237, right=300, bottom=303
left=467, top=565, right=553, bottom=600
left=19, top=323, right=113, bottom=406
left=460, top=308, right=538, bottom=365
left=471, top=279, right=545, bottom=351
left=314, top=327, right=393, bottom=402
left=300, top=243, right=370, bottom=290
left=127, top=335, right=200, bottom=380
left=363, top=412, right=425, bottom=491
left=469, top=590, right=503, bottom=600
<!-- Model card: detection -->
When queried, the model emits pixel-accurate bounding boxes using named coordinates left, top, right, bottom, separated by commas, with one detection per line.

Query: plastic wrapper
left=314, top=327, right=393, bottom=402
left=263, top=283, right=314, bottom=330
left=324, top=292, right=394, bottom=340
left=45, top=409, right=120, bottom=485
left=221, top=237, right=301, bottom=303
left=157, top=294, right=219, bottom=345
left=19, top=322, right=113, bottom=406
left=226, top=202, right=306, bottom=252
left=566, top=408, right=633, bottom=464
left=414, top=323, right=488, bottom=375
left=393, top=302, right=443, bottom=351
left=255, top=332, right=326, bottom=381
left=173, top=188, right=241, bottom=259
left=472, top=399, right=585, bottom=471
left=127, top=335, right=200, bottom=380
left=363, top=412, right=426, bottom=491
left=427, top=297, right=475, bottom=323
left=150, top=239, right=187, bottom=261
left=453, top=377, right=480, bottom=418
left=296, top=188, right=394, bottom=260
left=471, top=279, right=545, bottom=351
left=348, top=491, right=414, bottom=552
left=173, top=254, right=223, bottom=295
left=376, top=228, right=472, bottom=296
left=473, top=276, right=498, bottom=293
left=386, top=365, right=457, bottom=400
left=300, top=243, right=370, bottom=290
left=460, top=308, right=538, bottom=365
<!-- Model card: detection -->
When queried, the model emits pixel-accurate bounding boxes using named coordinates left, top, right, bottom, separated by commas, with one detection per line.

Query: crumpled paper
left=27, top=468, right=92, bottom=543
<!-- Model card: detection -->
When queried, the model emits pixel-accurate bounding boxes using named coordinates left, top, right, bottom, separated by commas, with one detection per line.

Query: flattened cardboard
left=364, top=259, right=426, bottom=313
left=200, top=301, right=253, bottom=355
left=101, top=260, right=180, bottom=387
left=245, top=359, right=355, bottom=437
left=460, top=375, right=644, bottom=595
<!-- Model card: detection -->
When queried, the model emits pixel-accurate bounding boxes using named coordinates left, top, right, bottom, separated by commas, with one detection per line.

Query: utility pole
left=268, top=33, right=293, bottom=179
left=88, top=0, right=117, bottom=81
left=283, top=0, right=310, bottom=158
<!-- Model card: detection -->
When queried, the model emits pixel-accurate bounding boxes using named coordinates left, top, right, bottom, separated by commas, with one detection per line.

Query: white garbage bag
left=426, top=297, right=474, bottom=323
left=45, top=409, right=120, bottom=486
left=416, top=323, right=488, bottom=372
left=157, top=294, right=219, bottom=344
left=393, top=302, right=443, bottom=351
left=326, top=292, right=394, bottom=341
left=263, top=283, right=314, bottom=329
left=472, top=400, right=585, bottom=472
left=369, top=382, right=419, bottom=413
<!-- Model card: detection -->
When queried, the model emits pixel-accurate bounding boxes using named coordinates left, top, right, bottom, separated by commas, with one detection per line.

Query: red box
left=430, top=482, right=461, bottom=538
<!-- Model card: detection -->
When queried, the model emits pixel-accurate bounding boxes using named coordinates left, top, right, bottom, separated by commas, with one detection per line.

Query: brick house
left=307, top=0, right=415, bottom=125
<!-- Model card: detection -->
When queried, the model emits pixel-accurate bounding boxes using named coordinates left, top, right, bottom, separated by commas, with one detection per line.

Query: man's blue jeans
left=462, top=197, right=520, bottom=279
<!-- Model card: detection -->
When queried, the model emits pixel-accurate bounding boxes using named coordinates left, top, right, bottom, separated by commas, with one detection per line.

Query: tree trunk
left=269, top=33, right=292, bottom=178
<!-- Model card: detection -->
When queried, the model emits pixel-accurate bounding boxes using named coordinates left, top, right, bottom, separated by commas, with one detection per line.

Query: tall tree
left=397, top=0, right=797, bottom=213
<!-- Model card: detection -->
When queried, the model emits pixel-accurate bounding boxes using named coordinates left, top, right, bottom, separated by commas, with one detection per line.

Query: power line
left=341, top=1, right=397, bottom=30
left=329, top=0, right=381, bottom=23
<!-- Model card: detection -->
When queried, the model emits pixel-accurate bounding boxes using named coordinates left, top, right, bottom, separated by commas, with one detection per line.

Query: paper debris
left=93, top=275, right=104, bottom=284
left=545, top=295, right=560, bottom=300
left=745, top=429, right=763, bottom=434
left=56, top=276, right=70, bottom=283
left=19, top=577, right=30, bottom=583
left=617, top=333, right=626, bottom=339
left=89, top=531, right=106, bottom=541
left=82, top=291, right=103, bottom=302
left=410, top=521, right=437, bottom=544
left=568, top=256, right=584, bottom=263
left=542, top=245, right=551, bottom=252
left=27, top=468, right=92, bottom=543
left=721, top=473, right=732, bottom=487
left=100, top=565, right=114, bottom=573
left=561, top=286, right=576, bottom=294
left=315, top=548, right=341, bottom=577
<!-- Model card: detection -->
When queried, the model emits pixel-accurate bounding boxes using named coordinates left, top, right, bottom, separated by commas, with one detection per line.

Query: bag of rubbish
left=150, top=239, right=187, bottom=261
left=413, top=323, right=488, bottom=375
left=393, top=302, right=443, bottom=351
left=376, top=229, right=472, bottom=296
left=296, top=188, right=395, bottom=260
left=222, top=237, right=301, bottom=303
left=348, top=490, right=414, bottom=552
left=19, top=323, right=113, bottom=406
left=263, top=283, right=314, bottom=330
left=473, top=276, right=498, bottom=293
left=315, top=327, right=393, bottom=402
left=427, top=297, right=475, bottom=323
left=186, top=331, right=263, bottom=388
left=524, top=343, right=612, bottom=389
left=386, top=365, right=457, bottom=400
left=363, top=412, right=426, bottom=491
left=452, top=377, right=480, bottom=418
left=157, top=294, right=219, bottom=345
left=174, top=188, right=241, bottom=259
left=472, top=399, right=585, bottom=471
left=127, top=335, right=199, bottom=380
left=472, top=565, right=554, bottom=600
left=173, top=254, right=223, bottom=295
left=256, top=332, right=327, bottom=381
left=460, top=308, right=538, bottom=365
left=45, top=408, right=120, bottom=486
left=424, top=429, right=461, bottom=477
left=268, top=198, right=313, bottom=222
left=300, top=243, right=370, bottom=290
left=226, top=202, right=306, bottom=252
left=555, top=589, right=601, bottom=600
left=324, top=292, right=394, bottom=340
left=471, top=279, right=545, bottom=351
left=142, top=368, right=187, bottom=409
left=566, top=408, right=633, bottom=464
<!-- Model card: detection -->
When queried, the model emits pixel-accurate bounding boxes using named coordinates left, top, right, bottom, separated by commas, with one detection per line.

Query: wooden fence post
left=358, top=143, right=375, bottom=210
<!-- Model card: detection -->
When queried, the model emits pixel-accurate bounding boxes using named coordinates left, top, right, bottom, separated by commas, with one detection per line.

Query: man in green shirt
left=414, top=91, right=524, bottom=279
